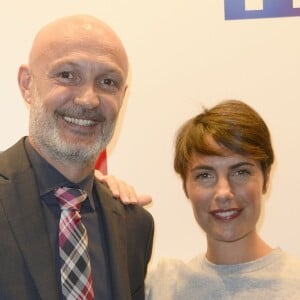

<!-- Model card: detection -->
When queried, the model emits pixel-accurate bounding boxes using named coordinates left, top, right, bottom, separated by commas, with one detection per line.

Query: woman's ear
left=18, top=65, right=33, bottom=104
left=262, top=167, right=271, bottom=193
left=183, top=181, right=189, bottom=198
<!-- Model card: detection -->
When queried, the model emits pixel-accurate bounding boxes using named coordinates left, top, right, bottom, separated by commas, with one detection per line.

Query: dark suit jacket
left=0, top=138, right=154, bottom=300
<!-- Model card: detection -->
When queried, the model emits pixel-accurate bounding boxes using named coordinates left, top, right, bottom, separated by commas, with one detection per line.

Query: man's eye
left=102, top=78, right=116, bottom=86
left=97, top=77, right=120, bottom=92
left=59, top=71, right=74, bottom=79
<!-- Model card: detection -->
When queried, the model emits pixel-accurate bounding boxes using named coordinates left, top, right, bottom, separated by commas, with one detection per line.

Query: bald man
left=0, top=15, right=154, bottom=300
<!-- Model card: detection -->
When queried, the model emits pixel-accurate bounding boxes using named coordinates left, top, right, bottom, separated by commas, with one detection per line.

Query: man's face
left=26, top=26, right=128, bottom=165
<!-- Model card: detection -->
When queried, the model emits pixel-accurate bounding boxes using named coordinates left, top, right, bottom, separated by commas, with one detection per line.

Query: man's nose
left=74, top=86, right=100, bottom=109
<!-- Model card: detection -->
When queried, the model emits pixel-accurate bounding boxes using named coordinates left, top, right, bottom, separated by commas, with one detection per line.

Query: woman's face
left=185, top=144, right=269, bottom=246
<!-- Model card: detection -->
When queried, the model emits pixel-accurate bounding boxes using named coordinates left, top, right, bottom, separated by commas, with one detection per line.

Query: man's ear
left=121, top=84, right=128, bottom=105
left=18, top=65, right=33, bottom=104
left=123, top=84, right=128, bottom=97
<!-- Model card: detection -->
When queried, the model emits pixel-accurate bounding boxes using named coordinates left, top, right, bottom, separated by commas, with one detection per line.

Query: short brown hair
left=174, top=100, right=274, bottom=183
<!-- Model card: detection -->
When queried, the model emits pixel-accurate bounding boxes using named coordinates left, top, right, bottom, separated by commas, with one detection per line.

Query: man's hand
left=95, top=170, right=152, bottom=206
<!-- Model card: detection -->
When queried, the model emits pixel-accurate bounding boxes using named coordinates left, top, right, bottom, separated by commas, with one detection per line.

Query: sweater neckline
left=200, top=247, right=282, bottom=274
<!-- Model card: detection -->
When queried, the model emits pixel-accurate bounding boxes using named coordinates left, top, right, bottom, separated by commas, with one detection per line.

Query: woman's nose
left=215, top=177, right=233, bottom=203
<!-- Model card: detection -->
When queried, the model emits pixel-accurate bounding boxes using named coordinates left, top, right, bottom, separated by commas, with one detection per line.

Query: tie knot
left=54, top=186, right=87, bottom=210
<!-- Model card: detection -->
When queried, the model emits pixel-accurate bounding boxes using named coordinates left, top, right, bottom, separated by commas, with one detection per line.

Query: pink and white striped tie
left=54, top=186, right=94, bottom=300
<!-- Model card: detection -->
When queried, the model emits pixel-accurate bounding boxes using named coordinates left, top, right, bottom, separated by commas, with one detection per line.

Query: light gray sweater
left=146, top=248, right=300, bottom=299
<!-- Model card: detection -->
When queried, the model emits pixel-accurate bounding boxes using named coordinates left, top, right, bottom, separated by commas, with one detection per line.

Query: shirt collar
left=25, top=138, right=96, bottom=210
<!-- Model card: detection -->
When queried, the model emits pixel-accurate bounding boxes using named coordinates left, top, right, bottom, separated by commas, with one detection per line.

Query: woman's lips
left=210, top=208, right=242, bottom=221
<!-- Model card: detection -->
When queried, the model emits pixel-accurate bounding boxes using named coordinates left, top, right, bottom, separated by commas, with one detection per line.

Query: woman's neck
left=205, top=233, right=273, bottom=265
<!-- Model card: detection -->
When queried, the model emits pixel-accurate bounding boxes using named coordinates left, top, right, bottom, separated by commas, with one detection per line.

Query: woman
left=99, top=99, right=300, bottom=299
left=145, top=99, right=300, bottom=299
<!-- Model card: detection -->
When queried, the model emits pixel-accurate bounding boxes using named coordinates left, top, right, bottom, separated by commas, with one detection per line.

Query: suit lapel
left=0, top=140, right=59, bottom=300
left=95, top=181, right=132, bottom=300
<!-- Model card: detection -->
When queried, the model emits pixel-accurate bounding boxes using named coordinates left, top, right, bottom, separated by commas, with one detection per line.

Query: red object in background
left=95, top=149, right=108, bottom=175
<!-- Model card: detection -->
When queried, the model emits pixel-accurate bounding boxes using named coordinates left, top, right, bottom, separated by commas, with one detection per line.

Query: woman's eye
left=196, top=172, right=214, bottom=181
left=197, top=173, right=209, bottom=179
left=194, top=172, right=216, bottom=186
left=233, top=169, right=250, bottom=177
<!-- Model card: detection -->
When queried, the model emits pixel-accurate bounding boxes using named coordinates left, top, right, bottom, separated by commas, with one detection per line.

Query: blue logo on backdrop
left=225, top=0, right=300, bottom=20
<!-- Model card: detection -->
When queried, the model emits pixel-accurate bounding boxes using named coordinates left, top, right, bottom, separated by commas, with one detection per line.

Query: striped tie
left=54, top=186, right=94, bottom=300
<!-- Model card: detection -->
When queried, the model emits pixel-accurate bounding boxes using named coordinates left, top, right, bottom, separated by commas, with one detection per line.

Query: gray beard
left=28, top=88, right=116, bottom=166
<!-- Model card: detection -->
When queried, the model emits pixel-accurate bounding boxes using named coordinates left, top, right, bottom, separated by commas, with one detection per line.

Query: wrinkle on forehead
left=28, top=15, right=128, bottom=74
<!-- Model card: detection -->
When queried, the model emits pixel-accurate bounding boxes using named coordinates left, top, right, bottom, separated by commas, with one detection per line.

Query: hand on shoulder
left=95, top=170, right=152, bottom=206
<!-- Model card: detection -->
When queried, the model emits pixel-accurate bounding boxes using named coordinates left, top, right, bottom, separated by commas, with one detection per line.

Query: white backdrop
left=1, top=1, right=300, bottom=269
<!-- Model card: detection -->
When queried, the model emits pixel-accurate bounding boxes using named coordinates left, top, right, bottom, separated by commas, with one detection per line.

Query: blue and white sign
left=225, top=0, right=300, bottom=20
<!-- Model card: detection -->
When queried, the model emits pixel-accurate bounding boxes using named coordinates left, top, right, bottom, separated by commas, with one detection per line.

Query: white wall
left=1, top=1, right=300, bottom=268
